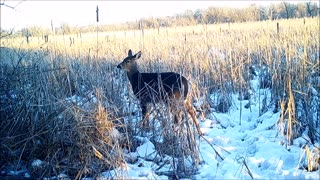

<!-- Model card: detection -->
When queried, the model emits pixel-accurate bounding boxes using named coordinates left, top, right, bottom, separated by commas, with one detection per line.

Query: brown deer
left=117, top=49, right=202, bottom=135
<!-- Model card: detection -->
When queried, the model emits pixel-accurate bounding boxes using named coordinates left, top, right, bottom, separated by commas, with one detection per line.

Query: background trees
left=2, top=2, right=319, bottom=37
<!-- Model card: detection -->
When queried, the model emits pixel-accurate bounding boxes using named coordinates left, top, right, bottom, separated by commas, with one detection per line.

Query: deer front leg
left=171, top=102, right=184, bottom=125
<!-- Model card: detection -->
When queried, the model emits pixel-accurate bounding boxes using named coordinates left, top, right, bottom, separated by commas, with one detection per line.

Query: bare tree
left=306, top=2, right=318, bottom=17
left=283, top=2, right=297, bottom=19
left=258, top=4, right=277, bottom=21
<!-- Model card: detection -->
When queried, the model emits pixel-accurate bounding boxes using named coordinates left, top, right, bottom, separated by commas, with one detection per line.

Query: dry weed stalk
left=235, top=155, right=254, bottom=179
left=297, top=145, right=320, bottom=172
left=278, top=76, right=300, bottom=146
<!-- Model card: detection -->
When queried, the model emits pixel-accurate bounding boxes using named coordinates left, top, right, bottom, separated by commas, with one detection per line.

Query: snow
left=31, top=159, right=43, bottom=168
left=101, top=75, right=319, bottom=179
left=136, top=137, right=157, bottom=160
left=4, top=69, right=318, bottom=179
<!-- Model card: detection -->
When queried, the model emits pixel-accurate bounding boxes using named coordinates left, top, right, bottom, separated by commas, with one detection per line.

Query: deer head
left=117, top=49, right=142, bottom=73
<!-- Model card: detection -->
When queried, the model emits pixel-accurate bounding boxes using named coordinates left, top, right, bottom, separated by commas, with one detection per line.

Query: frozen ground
left=5, top=72, right=318, bottom=180
left=100, top=76, right=319, bottom=179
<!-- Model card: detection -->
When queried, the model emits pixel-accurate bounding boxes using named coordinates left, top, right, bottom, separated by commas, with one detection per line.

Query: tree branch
left=0, top=2, right=15, bottom=9
left=0, top=0, right=26, bottom=10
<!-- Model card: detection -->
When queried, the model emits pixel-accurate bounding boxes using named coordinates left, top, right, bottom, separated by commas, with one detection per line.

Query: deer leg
left=185, top=99, right=203, bottom=135
left=172, top=102, right=183, bottom=125
left=174, top=113, right=181, bottom=124
left=141, top=104, right=150, bottom=130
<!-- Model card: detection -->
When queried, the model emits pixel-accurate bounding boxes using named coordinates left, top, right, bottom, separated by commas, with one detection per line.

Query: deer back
left=129, top=72, right=188, bottom=105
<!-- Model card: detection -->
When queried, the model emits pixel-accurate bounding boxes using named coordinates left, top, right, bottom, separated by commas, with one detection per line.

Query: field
left=0, top=17, right=319, bottom=179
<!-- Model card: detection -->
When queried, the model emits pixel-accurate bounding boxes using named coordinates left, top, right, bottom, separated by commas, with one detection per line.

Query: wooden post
left=96, top=5, right=99, bottom=59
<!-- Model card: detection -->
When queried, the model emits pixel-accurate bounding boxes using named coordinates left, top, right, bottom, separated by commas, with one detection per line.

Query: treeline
left=3, top=2, right=319, bottom=38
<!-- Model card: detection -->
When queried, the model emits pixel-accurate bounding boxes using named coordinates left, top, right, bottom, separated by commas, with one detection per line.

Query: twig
left=236, top=156, right=254, bottom=179
left=13, top=0, right=26, bottom=9
left=0, top=0, right=25, bottom=9
left=200, top=133, right=231, bottom=154
left=0, top=2, right=15, bottom=9
left=155, top=159, right=170, bottom=171
left=199, top=134, right=229, bottom=161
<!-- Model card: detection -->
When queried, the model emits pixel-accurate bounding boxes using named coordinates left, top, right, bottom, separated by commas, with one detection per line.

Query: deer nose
left=117, top=64, right=121, bottom=69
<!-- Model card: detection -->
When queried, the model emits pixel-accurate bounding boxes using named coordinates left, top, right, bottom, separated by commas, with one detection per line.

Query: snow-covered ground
left=5, top=69, right=318, bottom=180
left=99, top=75, right=319, bottom=179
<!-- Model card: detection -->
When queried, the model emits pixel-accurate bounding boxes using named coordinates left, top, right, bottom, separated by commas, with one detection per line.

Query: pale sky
left=0, top=0, right=316, bottom=30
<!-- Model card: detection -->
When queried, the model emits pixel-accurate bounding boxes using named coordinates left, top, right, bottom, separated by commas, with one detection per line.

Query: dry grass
left=0, top=48, right=127, bottom=178
left=0, top=17, right=319, bottom=178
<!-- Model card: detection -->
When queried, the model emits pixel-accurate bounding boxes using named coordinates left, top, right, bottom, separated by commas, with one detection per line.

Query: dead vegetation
left=0, top=17, right=319, bottom=178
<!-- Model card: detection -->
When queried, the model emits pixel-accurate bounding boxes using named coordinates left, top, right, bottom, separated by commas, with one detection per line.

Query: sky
left=0, top=1, right=317, bottom=30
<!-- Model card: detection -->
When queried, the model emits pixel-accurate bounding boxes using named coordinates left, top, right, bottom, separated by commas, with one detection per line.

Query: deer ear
left=134, top=51, right=142, bottom=59
left=128, top=49, right=133, bottom=57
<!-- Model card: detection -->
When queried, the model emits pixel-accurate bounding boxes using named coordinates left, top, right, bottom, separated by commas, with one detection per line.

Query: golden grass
left=2, top=18, right=318, bottom=97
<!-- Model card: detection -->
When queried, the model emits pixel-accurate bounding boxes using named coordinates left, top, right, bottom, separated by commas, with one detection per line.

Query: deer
left=117, top=49, right=203, bottom=135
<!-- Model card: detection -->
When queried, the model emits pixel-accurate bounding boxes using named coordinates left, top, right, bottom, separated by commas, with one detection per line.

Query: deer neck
left=127, top=68, right=140, bottom=86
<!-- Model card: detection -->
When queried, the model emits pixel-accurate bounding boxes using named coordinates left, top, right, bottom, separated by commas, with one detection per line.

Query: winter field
left=0, top=18, right=319, bottom=179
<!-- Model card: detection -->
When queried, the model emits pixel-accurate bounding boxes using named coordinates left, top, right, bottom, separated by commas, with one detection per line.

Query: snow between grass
left=102, top=76, right=319, bottom=179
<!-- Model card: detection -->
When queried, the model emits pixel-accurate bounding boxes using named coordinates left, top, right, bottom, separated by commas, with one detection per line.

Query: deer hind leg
left=141, top=104, right=150, bottom=131
left=185, top=99, right=203, bottom=135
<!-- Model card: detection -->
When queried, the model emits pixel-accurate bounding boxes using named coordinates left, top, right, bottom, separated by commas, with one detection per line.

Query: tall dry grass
left=0, top=17, right=319, bottom=178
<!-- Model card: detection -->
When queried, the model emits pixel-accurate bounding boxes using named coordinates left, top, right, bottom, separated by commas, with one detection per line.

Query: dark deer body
left=117, top=50, right=202, bottom=135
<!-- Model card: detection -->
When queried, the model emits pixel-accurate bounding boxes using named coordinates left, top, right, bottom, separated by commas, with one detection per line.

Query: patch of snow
left=31, top=159, right=43, bottom=168
left=95, top=72, right=320, bottom=180
left=136, top=138, right=156, bottom=160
